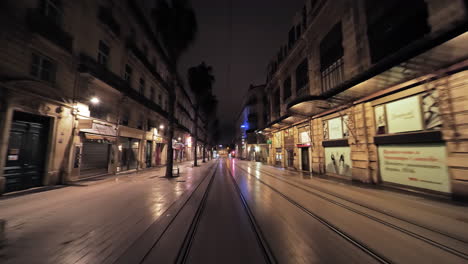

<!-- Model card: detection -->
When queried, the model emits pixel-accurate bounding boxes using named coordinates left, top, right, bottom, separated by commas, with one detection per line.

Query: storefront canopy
left=287, top=25, right=468, bottom=117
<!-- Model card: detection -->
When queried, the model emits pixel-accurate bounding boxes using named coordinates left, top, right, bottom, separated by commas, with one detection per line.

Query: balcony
left=126, top=39, right=167, bottom=89
left=321, top=57, right=344, bottom=93
left=98, top=7, right=121, bottom=37
left=26, top=9, right=73, bottom=52
left=78, top=54, right=168, bottom=119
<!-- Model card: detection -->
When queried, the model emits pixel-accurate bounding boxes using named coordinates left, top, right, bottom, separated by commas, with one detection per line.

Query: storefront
left=297, top=125, right=311, bottom=172
left=322, top=115, right=352, bottom=177
left=145, top=140, right=152, bottom=168
left=78, top=120, right=117, bottom=178
left=119, top=138, right=139, bottom=171
left=273, top=132, right=283, bottom=167
left=284, top=128, right=295, bottom=168
left=80, top=134, right=113, bottom=177
left=174, top=141, right=185, bottom=162
left=118, top=126, right=143, bottom=172
left=372, top=91, right=450, bottom=193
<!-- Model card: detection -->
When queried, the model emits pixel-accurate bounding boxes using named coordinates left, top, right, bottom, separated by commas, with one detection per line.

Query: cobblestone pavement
left=0, top=159, right=215, bottom=264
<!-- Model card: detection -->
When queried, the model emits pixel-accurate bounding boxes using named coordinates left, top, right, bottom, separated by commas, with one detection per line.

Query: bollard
left=172, top=167, right=180, bottom=176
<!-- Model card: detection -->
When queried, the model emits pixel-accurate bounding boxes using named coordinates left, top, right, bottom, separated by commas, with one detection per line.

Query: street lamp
left=159, top=124, right=164, bottom=129
left=90, top=96, right=100, bottom=104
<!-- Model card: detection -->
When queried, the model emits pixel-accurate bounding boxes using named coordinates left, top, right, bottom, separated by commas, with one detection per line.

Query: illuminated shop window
left=373, top=92, right=441, bottom=135
left=323, top=115, right=349, bottom=140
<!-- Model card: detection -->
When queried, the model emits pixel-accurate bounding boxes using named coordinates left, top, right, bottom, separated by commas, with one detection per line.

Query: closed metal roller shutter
left=80, top=142, right=109, bottom=177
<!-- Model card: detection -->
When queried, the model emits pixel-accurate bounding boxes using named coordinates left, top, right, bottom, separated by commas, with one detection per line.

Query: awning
left=84, top=133, right=116, bottom=143
left=330, top=31, right=468, bottom=101
left=84, top=133, right=103, bottom=140
left=287, top=25, right=468, bottom=116
left=287, top=96, right=329, bottom=116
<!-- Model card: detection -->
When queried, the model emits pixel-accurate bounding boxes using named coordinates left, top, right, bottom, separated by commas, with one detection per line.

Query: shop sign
left=378, top=144, right=450, bottom=193
left=296, top=143, right=311, bottom=148
left=386, top=95, right=423, bottom=133
left=81, top=121, right=117, bottom=136
left=276, top=148, right=282, bottom=153
left=267, top=139, right=272, bottom=144
left=325, top=146, right=352, bottom=176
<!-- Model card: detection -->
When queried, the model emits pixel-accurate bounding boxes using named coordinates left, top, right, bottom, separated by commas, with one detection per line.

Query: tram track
left=244, top=163, right=468, bottom=245
left=176, top=160, right=275, bottom=264
left=237, top=162, right=468, bottom=254
left=232, top=161, right=468, bottom=263
left=227, top=161, right=392, bottom=264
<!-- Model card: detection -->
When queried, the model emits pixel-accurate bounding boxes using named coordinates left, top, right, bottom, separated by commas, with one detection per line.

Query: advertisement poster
left=328, top=117, right=343, bottom=140
left=325, top=147, right=352, bottom=177
left=386, top=95, right=423, bottom=133
left=378, top=144, right=450, bottom=193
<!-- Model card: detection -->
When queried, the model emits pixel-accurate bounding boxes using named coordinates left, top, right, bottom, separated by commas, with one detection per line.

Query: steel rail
left=230, top=162, right=391, bottom=264
left=224, top=160, right=277, bottom=264
left=236, top=162, right=468, bottom=261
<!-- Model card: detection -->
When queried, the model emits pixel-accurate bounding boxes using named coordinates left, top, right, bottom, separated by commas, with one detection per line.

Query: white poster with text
left=378, top=144, right=450, bottom=193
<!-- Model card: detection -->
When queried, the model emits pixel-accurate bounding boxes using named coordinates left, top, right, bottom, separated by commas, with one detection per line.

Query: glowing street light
left=90, top=97, right=100, bottom=104
left=159, top=124, right=164, bottom=129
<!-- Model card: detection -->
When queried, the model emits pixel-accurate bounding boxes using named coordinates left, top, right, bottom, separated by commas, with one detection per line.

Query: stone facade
left=0, top=0, right=208, bottom=193
left=260, top=0, right=468, bottom=199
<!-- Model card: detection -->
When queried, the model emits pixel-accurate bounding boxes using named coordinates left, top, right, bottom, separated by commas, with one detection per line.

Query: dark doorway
left=287, top=150, right=294, bottom=168
left=145, top=141, right=152, bottom=168
left=120, top=138, right=139, bottom=171
left=4, top=111, right=50, bottom=192
left=301, top=147, right=310, bottom=171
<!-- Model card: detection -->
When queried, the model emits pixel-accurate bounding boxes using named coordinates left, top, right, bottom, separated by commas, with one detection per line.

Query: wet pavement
left=1, top=158, right=468, bottom=263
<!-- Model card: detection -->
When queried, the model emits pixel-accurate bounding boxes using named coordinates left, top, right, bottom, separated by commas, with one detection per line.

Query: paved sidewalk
left=0, top=159, right=216, bottom=264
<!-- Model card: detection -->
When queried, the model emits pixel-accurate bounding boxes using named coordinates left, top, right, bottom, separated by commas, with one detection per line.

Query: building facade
left=260, top=0, right=468, bottom=199
left=234, top=84, right=268, bottom=162
left=0, top=0, right=208, bottom=194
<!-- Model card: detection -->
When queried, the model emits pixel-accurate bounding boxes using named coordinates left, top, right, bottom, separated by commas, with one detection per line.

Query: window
left=43, top=0, right=62, bottom=25
left=137, top=116, right=144, bottom=130
left=365, top=0, right=429, bottom=63
left=323, top=116, right=349, bottom=140
left=150, top=87, right=155, bottom=101
left=30, top=53, right=56, bottom=83
left=283, top=77, right=292, bottom=100
left=272, top=89, right=280, bottom=118
left=298, top=126, right=311, bottom=144
left=158, top=94, right=163, bottom=106
left=320, top=22, right=344, bottom=92
left=139, top=78, right=145, bottom=94
left=374, top=92, right=441, bottom=135
left=89, top=104, right=107, bottom=120
left=124, top=64, right=132, bottom=83
left=295, top=59, right=308, bottom=94
left=98, top=40, right=110, bottom=66
left=120, top=111, right=129, bottom=126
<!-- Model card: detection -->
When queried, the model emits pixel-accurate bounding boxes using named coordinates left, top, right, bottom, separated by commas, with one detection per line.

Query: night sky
left=178, top=0, right=305, bottom=143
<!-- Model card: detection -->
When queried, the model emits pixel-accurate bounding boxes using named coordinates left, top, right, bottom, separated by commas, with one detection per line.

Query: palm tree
left=187, top=62, right=215, bottom=167
left=152, top=0, right=197, bottom=177
left=201, top=94, right=218, bottom=162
